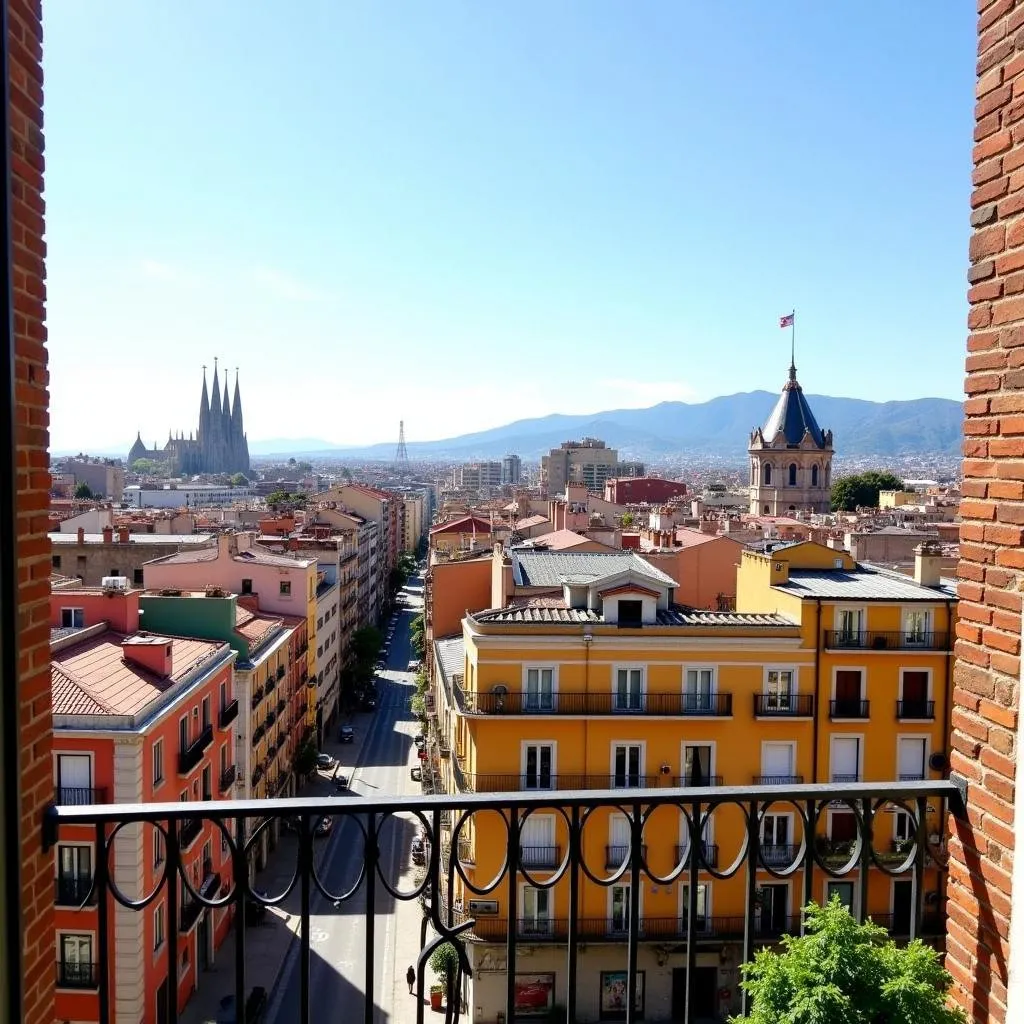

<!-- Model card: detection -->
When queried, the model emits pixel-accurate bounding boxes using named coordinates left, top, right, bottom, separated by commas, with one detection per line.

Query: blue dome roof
left=761, top=367, right=826, bottom=447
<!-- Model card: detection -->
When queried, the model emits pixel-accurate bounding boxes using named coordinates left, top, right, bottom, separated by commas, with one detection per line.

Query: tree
left=389, top=565, right=409, bottom=594
left=410, top=613, right=425, bottom=658
left=230, top=472, right=249, bottom=487
left=266, top=489, right=290, bottom=507
left=297, top=460, right=313, bottom=473
left=131, top=458, right=158, bottom=474
left=830, top=471, right=905, bottom=512
left=293, top=739, right=317, bottom=777
left=620, top=511, right=636, bottom=529
left=428, top=941, right=462, bottom=1012
left=352, top=625, right=383, bottom=666
left=74, top=482, right=94, bottom=499
left=730, top=897, right=966, bottom=1024
left=288, top=457, right=297, bottom=466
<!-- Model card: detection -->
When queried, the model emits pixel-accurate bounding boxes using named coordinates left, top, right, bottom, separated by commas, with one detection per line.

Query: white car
left=407, top=660, right=421, bottom=672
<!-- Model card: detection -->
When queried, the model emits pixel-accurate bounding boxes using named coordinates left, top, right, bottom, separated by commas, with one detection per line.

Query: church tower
left=231, top=370, right=251, bottom=474
left=748, top=355, right=833, bottom=515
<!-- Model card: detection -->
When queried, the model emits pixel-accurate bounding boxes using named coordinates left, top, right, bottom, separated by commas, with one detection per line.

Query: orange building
left=50, top=583, right=237, bottom=1023
left=647, top=529, right=745, bottom=611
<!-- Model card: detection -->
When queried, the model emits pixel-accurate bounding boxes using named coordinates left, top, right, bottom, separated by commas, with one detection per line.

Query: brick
left=971, top=222, right=1008, bottom=260
left=981, top=697, right=1019, bottom=729
left=968, top=279, right=1005, bottom=304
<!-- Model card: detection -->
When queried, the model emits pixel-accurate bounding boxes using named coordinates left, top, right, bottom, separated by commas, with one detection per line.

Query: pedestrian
left=407, top=965, right=416, bottom=995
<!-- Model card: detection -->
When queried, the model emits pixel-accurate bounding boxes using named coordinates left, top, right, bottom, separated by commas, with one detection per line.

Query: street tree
left=830, top=471, right=904, bottom=512
left=731, top=896, right=966, bottom=1024
left=74, top=482, right=94, bottom=499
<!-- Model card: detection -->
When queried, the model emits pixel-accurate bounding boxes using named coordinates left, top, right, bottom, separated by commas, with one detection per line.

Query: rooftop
left=433, top=634, right=465, bottom=683
left=430, top=514, right=492, bottom=536
left=521, top=528, right=614, bottom=551
left=773, top=566, right=958, bottom=601
left=472, top=602, right=796, bottom=628
left=510, top=549, right=678, bottom=589
left=49, top=532, right=213, bottom=545
left=760, top=366, right=827, bottom=447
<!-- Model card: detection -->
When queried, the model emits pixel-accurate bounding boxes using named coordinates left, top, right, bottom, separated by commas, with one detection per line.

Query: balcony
left=219, top=764, right=237, bottom=793
left=277, top=698, right=286, bottom=714
left=178, top=724, right=213, bottom=775
left=54, top=786, right=108, bottom=805
left=605, top=844, right=648, bottom=869
left=251, top=685, right=264, bottom=709
left=55, top=873, right=96, bottom=906
left=252, top=724, right=266, bottom=746
left=676, top=842, right=719, bottom=869
left=823, top=630, right=949, bottom=651
left=753, top=774, right=805, bottom=785
left=680, top=692, right=733, bottom=716
left=830, top=699, right=870, bottom=720
left=56, top=960, right=98, bottom=990
left=456, top=688, right=732, bottom=716
left=897, top=699, right=936, bottom=720
left=753, top=694, right=814, bottom=717
left=218, top=698, right=239, bottom=729
left=520, top=844, right=561, bottom=869
left=43, top=778, right=963, bottom=1024
left=673, top=774, right=723, bottom=788
left=455, top=773, right=666, bottom=793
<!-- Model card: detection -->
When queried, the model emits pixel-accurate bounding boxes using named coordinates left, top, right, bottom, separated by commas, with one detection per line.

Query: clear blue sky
left=44, top=2, right=975, bottom=452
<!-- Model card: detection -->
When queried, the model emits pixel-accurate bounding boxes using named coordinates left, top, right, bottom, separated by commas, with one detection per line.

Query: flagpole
left=790, top=309, right=796, bottom=374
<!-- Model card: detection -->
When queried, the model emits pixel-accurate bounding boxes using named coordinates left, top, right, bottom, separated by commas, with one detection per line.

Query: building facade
left=748, top=359, right=833, bottom=515
left=542, top=439, right=644, bottom=496
left=65, top=457, right=126, bottom=502
left=127, top=361, right=250, bottom=476
left=49, top=528, right=215, bottom=586
left=501, top=453, right=522, bottom=485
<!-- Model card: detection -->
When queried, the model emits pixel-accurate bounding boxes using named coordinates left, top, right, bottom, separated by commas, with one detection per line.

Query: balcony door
left=682, top=744, right=712, bottom=786
left=830, top=737, right=861, bottom=783
left=522, top=744, right=553, bottom=790
left=901, top=671, right=929, bottom=715
left=609, top=814, right=631, bottom=868
left=522, top=886, right=551, bottom=936
left=58, top=845, right=91, bottom=888
left=898, top=738, right=927, bottom=781
left=761, top=742, right=794, bottom=782
left=614, top=668, right=643, bottom=712
left=756, top=883, right=789, bottom=935
left=520, top=815, right=555, bottom=869
left=613, top=744, right=642, bottom=788
left=761, top=814, right=791, bottom=865
left=610, top=884, right=632, bottom=934
left=837, top=608, right=863, bottom=644
left=892, top=879, right=913, bottom=935
left=57, top=754, right=91, bottom=803
left=60, top=934, right=93, bottom=984
left=525, top=668, right=554, bottom=712
left=903, top=609, right=929, bottom=646
left=764, top=669, right=793, bottom=711
left=834, top=671, right=863, bottom=716
left=684, top=668, right=713, bottom=712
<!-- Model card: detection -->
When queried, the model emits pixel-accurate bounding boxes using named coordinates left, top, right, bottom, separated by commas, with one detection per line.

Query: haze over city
left=44, top=1, right=974, bottom=453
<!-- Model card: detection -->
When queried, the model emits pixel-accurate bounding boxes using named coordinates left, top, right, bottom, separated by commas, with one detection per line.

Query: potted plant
left=428, top=941, right=461, bottom=1014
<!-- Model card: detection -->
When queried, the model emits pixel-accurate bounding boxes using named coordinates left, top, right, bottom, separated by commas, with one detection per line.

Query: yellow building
left=429, top=543, right=955, bottom=1022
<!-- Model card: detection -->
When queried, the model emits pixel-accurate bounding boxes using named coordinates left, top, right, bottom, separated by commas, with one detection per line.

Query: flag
left=779, top=313, right=795, bottom=329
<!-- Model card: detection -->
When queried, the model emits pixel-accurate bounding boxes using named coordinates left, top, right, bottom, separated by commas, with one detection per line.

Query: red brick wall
left=954, top=2, right=1024, bottom=1020
left=8, top=1, right=53, bottom=1022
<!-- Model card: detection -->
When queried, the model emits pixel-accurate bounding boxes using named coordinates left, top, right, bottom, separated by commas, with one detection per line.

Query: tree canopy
left=229, top=472, right=249, bottom=486
left=730, top=897, right=965, bottom=1024
left=73, top=482, right=94, bottom=499
left=830, top=471, right=904, bottom=512
left=130, top=458, right=160, bottom=474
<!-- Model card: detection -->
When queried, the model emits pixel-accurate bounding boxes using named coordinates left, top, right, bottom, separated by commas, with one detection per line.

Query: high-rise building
left=501, top=453, right=522, bottom=485
left=747, top=357, right=833, bottom=515
left=127, top=361, right=251, bottom=476
left=541, top=438, right=643, bottom=495
left=457, top=461, right=503, bottom=491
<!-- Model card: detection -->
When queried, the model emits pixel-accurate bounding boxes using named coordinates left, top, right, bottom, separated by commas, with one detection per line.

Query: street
left=266, top=575, right=425, bottom=1024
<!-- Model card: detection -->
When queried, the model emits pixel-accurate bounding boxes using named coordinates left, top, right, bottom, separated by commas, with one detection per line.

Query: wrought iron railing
left=676, top=842, right=719, bottom=869
left=55, top=959, right=98, bottom=990
left=178, top=724, right=214, bottom=776
left=54, top=786, right=107, bottom=805
left=897, top=699, right=936, bottom=720
left=219, top=697, right=239, bottom=728
left=55, top=873, right=96, bottom=906
left=42, top=779, right=964, bottom=1024
left=519, top=844, right=561, bottom=869
left=753, top=693, right=814, bottom=716
left=823, top=630, right=950, bottom=651
left=455, top=687, right=734, bottom=717
left=454, top=772, right=668, bottom=792
left=830, top=699, right=870, bottom=719
left=219, top=764, right=237, bottom=793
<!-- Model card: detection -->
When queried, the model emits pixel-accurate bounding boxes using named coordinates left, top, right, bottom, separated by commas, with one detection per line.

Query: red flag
left=779, top=313, right=794, bottom=328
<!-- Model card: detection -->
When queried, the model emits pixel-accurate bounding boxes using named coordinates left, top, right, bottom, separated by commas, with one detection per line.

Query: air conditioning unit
left=101, top=576, right=128, bottom=590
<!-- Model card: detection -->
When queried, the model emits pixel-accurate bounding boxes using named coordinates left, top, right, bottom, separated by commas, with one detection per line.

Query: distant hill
left=292, top=391, right=963, bottom=461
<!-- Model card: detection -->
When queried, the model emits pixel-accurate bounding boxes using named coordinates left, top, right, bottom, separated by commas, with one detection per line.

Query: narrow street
left=266, top=575, right=425, bottom=1023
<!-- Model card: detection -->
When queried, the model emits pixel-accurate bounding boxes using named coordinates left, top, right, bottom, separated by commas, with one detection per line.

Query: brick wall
left=955, top=2, right=1024, bottom=1020
left=8, top=1, right=53, bottom=1022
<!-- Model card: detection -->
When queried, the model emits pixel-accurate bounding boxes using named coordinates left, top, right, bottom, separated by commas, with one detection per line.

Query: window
left=903, top=608, right=930, bottom=645
left=522, top=743, right=554, bottom=789
left=219, top=680, right=227, bottom=712
left=897, top=737, right=927, bottom=781
left=811, top=464, right=819, bottom=487
left=57, top=845, right=92, bottom=903
left=241, top=578, right=253, bottom=594
left=682, top=744, right=713, bottom=785
left=201, top=695, right=211, bottom=731
left=520, top=815, right=556, bottom=869
left=894, top=811, right=914, bottom=844
left=830, top=810, right=857, bottom=842
left=133, top=568, right=144, bottom=585
left=153, top=827, right=165, bottom=868
left=152, top=739, right=164, bottom=787
left=830, top=736, right=861, bottom=783
left=763, top=463, right=772, bottom=485
left=764, top=669, right=793, bottom=710
left=761, top=814, right=791, bottom=865
left=60, top=607, right=84, bottom=628
left=317, top=616, right=323, bottom=629
left=617, top=599, right=642, bottom=627
left=833, top=670, right=864, bottom=717
left=56, top=753, right=91, bottom=802
left=680, top=883, right=709, bottom=931
left=684, top=668, right=715, bottom=712
left=154, top=903, right=165, bottom=952
left=52, top=554, right=61, bottom=569
left=179, top=715, right=189, bottom=752
left=279, top=580, right=291, bottom=596
left=59, top=934, right=93, bottom=979
left=836, top=608, right=863, bottom=644
left=525, top=668, right=555, bottom=711
left=788, top=462, right=797, bottom=486
left=761, top=742, right=795, bottom=782
left=612, top=743, right=642, bottom=787
left=614, top=668, right=643, bottom=712
left=900, top=671, right=930, bottom=717
left=201, top=765, right=212, bottom=801
left=610, top=884, right=632, bottom=933
left=826, top=881, right=854, bottom=912
left=757, top=884, right=789, bottom=935
left=522, top=886, right=551, bottom=935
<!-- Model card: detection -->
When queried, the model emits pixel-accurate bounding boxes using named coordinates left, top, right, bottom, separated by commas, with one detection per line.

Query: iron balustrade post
left=626, top=799, right=642, bottom=1024
left=96, top=822, right=111, bottom=1024
left=166, top=822, right=180, bottom=1024
left=741, top=802, right=758, bottom=1018
left=365, top=810, right=379, bottom=1024
left=233, top=814, right=248, bottom=1024
left=801, top=798, right=816, bottom=934
left=300, top=814, right=312, bottom=1024
left=912, top=795, right=928, bottom=942
left=566, top=805, right=580, bottom=1024
left=858, top=798, right=871, bottom=925
left=505, top=806, right=521, bottom=1024
left=683, top=798, right=699, bottom=1024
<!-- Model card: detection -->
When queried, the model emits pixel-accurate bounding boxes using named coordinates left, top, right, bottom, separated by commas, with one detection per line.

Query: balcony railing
left=676, top=842, right=719, bottom=869
left=55, top=873, right=96, bottom=906
left=54, top=786, right=108, bottom=805
left=178, top=724, right=213, bottom=775
left=456, top=688, right=733, bottom=716
left=42, top=779, right=964, bottom=1024
left=823, top=630, right=950, bottom=651
left=454, top=773, right=667, bottom=793
left=219, top=765, right=237, bottom=793
left=673, top=774, right=723, bottom=788
left=178, top=816, right=203, bottom=850
left=753, top=694, right=814, bottom=717
left=56, top=960, right=98, bottom=990
left=753, top=774, right=805, bottom=785
left=897, top=699, right=936, bottom=720
left=219, top=698, right=239, bottom=729
left=520, top=844, right=561, bottom=869
left=830, top=699, right=870, bottom=719
left=760, top=843, right=801, bottom=868
left=605, top=843, right=648, bottom=869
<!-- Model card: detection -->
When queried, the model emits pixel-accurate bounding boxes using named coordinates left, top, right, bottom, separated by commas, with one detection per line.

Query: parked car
left=407, top=660, right=420, bottom=672
left=359, top=695, right=377, bottom=711
left=316, top=753, right=336, bottom=770
left=339, top=725, right=354, bottom=743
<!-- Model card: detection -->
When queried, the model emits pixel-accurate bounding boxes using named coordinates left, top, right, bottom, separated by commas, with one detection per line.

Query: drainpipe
left=941, top=599, right=953, bottom=778
left=583, top=629, right=593, bottom=786
left=812, top=599, right=821, bottom=785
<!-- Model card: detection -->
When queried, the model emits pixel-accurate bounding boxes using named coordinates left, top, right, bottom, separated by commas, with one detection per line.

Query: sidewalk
left=180, top=713, right=372, bottom=1024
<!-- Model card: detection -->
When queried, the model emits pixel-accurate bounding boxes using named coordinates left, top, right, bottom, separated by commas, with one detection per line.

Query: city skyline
left=44, top=3, right=974, bottom=451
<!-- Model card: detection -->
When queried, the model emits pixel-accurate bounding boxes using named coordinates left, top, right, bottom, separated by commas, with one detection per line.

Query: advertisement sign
left=600, top=971, right=645, bottom=1020
left=514, top=973, right=555, bottom=1016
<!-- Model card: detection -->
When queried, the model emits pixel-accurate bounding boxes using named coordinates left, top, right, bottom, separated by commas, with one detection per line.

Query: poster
left=600, top=971, right=645, bottom=1019
left=514, top=973, right=555, bottom=1016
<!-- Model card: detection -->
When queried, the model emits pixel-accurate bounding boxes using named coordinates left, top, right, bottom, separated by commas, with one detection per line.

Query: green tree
left=830, top=471, right=904, bottom=512
left=428, top=941, right=462, bottom=1009
left=352, top=625, right=383, bottom=666
left=731, top=897, right=966, bottom=1024
left=620, top=510, right=636, bottom=529
left=297, top=460, right=313, bottom=473
left=131, top=458, right=158, bottom=474
left=389, top=565, right=409, bottom=594
left=293, top=739, right=317, bottom=777
left=73, top=482, right=94, bottom=499
left=230, top=472, right=249, bottom=486
left=288, top=457, right=297, bottom=466
left=266, top=489, right=290, bottom=507
left=410, top=613, right=425, bottom=658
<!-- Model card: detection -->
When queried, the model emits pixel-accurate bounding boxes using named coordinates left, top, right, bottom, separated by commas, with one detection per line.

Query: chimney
left=913, top=541, right=943, bottom=588
left=118, top=527, right=130, bottom=544
left=77, top=527, right=85, bottom=544
left=289, top=536, right=299, bottom=551
left=122, top=635, right=173, bottom=676
left=102, top=526, right=113, bottom=543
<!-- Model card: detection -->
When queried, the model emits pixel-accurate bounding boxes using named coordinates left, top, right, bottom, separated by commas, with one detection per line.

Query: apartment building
left=429, top=515, right=493, bottom=559
left=65, top=457, right=126, bottom=502
left=49, top=585, right=236, bottom=1023
left=143, top=533, right=320, bottom=738
left=457, top=461, right=503, bottom=491
left=49, top=526, right=214, bottom=586
left=428, top=542, right=955, bottom=1021
left=501, top=453, right=522, bottom=485
left=307, top=505, right=379, bottom=630
left=401, top=492, right=426, bottom=553
left=541, top=438, right=644, bottom=496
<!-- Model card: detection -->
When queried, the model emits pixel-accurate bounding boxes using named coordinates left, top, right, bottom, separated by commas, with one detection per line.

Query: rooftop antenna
left=395, top=420, right=410, bottom=478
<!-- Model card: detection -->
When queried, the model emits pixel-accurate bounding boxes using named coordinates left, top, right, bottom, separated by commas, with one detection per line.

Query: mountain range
left=246, top=391, right=964, bottom=461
